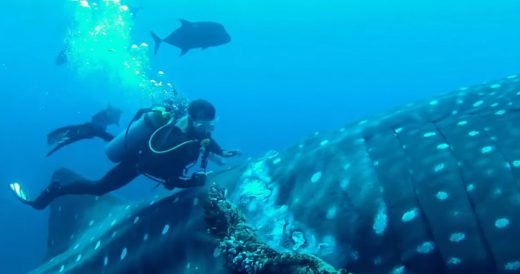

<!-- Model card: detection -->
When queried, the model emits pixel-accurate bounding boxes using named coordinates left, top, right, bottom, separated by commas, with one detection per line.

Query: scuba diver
left=9, top=99, right=241, bottom=210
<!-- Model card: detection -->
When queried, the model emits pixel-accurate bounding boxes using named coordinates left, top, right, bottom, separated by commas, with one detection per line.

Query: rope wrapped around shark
left=203, top=183, right=351, bottom=274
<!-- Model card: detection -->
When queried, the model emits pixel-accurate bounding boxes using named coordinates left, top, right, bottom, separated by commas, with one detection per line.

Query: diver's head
left=187, top=99, right=216, bottom=135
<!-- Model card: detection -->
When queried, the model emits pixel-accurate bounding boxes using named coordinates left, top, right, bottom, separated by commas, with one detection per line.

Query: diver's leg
left=28, top=161, right=139, bottom=210
left=47, top=125, right=80, bottom=145
left=46, top=139, right=77, bottom=157
left=46, top=123, right=96, bottom=157
left=93, top=126, right=115, bottom=142
left=97, top=130, right=114, bottom=142
left=46, top=124, right=115, bottom=157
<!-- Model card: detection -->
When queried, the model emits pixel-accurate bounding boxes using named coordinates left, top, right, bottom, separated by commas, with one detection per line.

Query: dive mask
left=192, top=119, right=215, bottom=132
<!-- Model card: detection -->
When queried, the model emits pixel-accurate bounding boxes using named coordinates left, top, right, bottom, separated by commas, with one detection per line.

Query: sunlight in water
left=66, top=0, right=172, bottom=102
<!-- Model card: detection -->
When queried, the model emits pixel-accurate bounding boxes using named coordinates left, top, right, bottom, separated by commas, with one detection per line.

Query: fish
left=150, top=19, right=231, bottom=56
left=55, top=49, right=68, bottom=66
left=28, top=74, right=520, bottom=274
left=90, top=104, right=122, bottom=129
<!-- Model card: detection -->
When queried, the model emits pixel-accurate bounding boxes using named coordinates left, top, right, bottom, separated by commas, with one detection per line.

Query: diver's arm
left=209, top=139, right=241, bottom=158
left=221, top=149, right=241, bottom=158
left=208, top=138, right=224, bottom=156
left=208, top=154, right=226, bottom=166
left=164, top=172, right=206, bottom=189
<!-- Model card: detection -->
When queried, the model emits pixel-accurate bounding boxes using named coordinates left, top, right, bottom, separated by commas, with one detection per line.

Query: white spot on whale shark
left=437, top=143, right=449, bottom=150
left=340, top=178, right=350, bottom=189
left=162, top=224, right=170, bottom=235
left=434, top=163, right=446, bottom=173
left=416, top=241, right=435, bottom=254
left=468, top=130, right=479, bottom=137
left=473, top=100, right=484, bottom=107
left=505, top=261, right=520, bottom=271
left=311, top=172, right=322, bottom=183
left=449, top=232, right=466, bottom=242
left=467, top=184, right=475, bottom=192
left=457, top=120, right=468, bottom=126
left=448, top=257, right=462, bottom=265
left=391, top=265, right=405, bottom=274
left=373, top=203, right=388, bottom=235
left=402, top=208, right=418, bottom=222
left=423, top=132, right=436, bottom=138
left=495, top=218, right=510, bottom=229
left=326, top=206, right=338, bottom=219
left=436, top=191, right=449, bottom=200
left=120, top=248, right=127, bottom=260
left=495, top=109, right=506, bottom=115
left=481, top=146, right=494, bottom=154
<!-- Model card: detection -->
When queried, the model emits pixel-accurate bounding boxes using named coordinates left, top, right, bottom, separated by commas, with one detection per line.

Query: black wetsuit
left=30, top=122, right=223, bottom=210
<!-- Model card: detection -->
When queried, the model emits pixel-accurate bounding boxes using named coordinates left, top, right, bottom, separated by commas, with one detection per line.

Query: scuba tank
left=105, top=107, right=172, bottom=163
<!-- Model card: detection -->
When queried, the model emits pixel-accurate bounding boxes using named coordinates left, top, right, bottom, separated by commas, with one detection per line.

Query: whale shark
left=28, top=73, right=520, bottom=274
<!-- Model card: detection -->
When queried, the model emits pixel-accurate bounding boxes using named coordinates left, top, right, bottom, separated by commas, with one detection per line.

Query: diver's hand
left=163, top=180, right=176, bottom=190
left=222, top=149, right=241, bottom=158
left=164, top=172, right=207, bottom=189
left=190, top=171, right=207, bottom=186
left=209, top=154, right=227, bottom=166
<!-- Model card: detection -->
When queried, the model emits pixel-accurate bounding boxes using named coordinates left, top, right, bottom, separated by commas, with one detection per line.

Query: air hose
left=148, top=120, right=199, bottom=154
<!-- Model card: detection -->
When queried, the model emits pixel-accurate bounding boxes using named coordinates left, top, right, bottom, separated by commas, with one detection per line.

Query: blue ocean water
left=0, top=0, right=519, bottom=273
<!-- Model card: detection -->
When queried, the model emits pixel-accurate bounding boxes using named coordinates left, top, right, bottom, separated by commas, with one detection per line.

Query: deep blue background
left=1, top=0, right=519, bottom=273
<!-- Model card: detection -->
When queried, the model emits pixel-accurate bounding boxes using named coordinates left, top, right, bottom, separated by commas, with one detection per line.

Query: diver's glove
left=190, top=171, right=208, bottom=186
left=222, top=149, right=241, bottom=158
left=163, top=171, right=207, bottom=190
